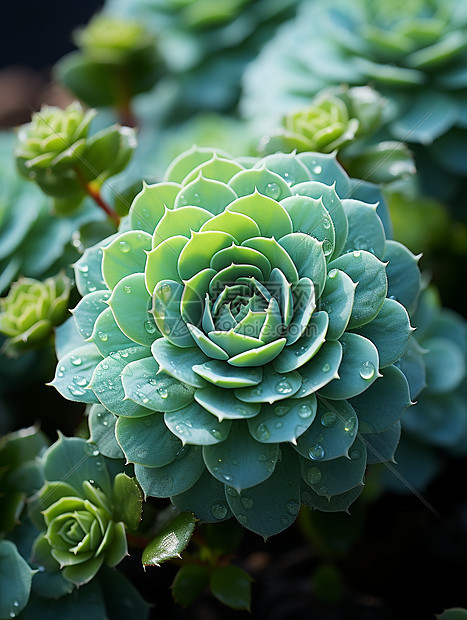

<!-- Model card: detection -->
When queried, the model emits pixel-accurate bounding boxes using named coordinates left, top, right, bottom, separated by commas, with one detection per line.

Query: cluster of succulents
left=241, top=0, right=467, bottom=202
left=51, top=145, right=419, bottom=537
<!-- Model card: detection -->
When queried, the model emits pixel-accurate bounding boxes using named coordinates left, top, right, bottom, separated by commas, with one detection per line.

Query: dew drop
left=119, top=240, right=131, bottom=253
left=280, top=515, right=289, bottom=526
left=323, top=218, right=331, bottom=229
left=241, top=497, right=254, bottom=509
left=226, top=487, right=238, bottom=497
left=255, top=423, right=271, bottom=441
left=97, top=331, right=108, bottom=342
left=68, top=385, right=86, bottom=397
left=285, top=500, right=300, bottom=515
left=360, top=361, right=375, bottom=380
left=350, top=450, right=360, bottom=460
left=144, top=320, right=157, bottom=334
left=322, top=239, right=333, bottom=256
left=92, top=449, right=100, bottom=456
left=322, top=363, right=331, bottom=373
left=353, top=250, right=361, bottom=258
left=320, top=411, right=337, bottom=427
left=265, top=182, right=281, bottom=199
left=328, top=269, right=338, bottom=279
left=158, top=387, right=168, bottom=399
left=73, top=375, right=88, bottom=387
left=211, top=502, right=228, bottom=520
left=298, top=404, right=313, bottom=419
left=210, top=428, right=223, bottom=440
left=274, top=405, right=290, bottom=417
left=307, top=466, right=322, bottom=485
left=237, top=514, right=248, bottom=526
left=257, top=454, right=267, bottom=462
left=275, top=379, right=293, bottom=395
left=77, top=263, right=89, bottom=274
left=13, top=602, right=19, bottom=608
left=283, top=172, right=294, bottom=185
left=313, top=165, right=322, bottom=175
left=70, top=356, right=82, bottom=366
left=123, top=285, right=132, bottom=294
left=317, top=484, right=328, bottom=497
left=309, top=444, right=325, bottom=461
left=275, top=421, right=283, bottom=429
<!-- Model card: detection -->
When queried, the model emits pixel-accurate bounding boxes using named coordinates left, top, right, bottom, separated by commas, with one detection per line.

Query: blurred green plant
left=55, top=15, right=161, bottom=126
left=379, top=283, right=467, bottom=493
left=241, top=0, right=467, bottom=205
left=15, top=102, right=136, bottom=221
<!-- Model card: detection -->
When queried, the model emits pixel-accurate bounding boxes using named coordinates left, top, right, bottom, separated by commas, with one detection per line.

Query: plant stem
left=85, top=182, right=120, bottom=225
left=74, top=166, right=120, bottom=225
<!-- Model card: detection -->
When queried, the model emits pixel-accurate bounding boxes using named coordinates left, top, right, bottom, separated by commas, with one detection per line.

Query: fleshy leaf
left=203, top=422, right=280, bottom=491
left=349, top=364, right=412, bottom=433
left=135, top=446, right=204, bottom=497
left=0, top=540, right=35, bottom=619
left=116, top=414, right=182, bottom=467
left=51, top=343, right=102, bottom=404
left=294, top=397, right=359, bottom=462
left=171, top=470, right=233, bottom=522
left=164, top=401, right=232, bottom=445
left=225, top=446, right=301, bottom=537
left=142, top=511, right=197, bottom=566
left=247, top=395, right=317, bottom=444
left=210, top=565, right=253, bottom=611
left=108, top=273, right=159, bottom=346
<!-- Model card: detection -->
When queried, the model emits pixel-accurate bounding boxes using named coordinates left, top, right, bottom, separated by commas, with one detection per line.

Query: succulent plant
left=55, top=15, right=161, bottom=119
left=102, top=0, right=300, bottom=118
left=29, top=435, right=142, bottom=587
left=381, top=284, right=467, bottom=493
left=51, top=146, right=420, bottom=538
left=0, top=273, right=71, bottom=357
left=15, top=102, right=136, bottom=216
left=258, top=85, right=415, bottom=187
left=0, top=426, right=48, bottom=535
left=241, top=0, right=467, bottom=201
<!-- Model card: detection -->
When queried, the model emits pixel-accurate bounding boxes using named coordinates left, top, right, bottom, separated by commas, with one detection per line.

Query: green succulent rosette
left=241, top=0, right=467, bottom=202
left=51, top=147, right=419, bottom=537
left=0, top=274, right=71, bottom=357
left=258, top=85, right=415, bottom=187
left=382, top=284, right=467, bottom=493
left=55, top=15, right=161, bottom=114
left=15, top=102, right=136, bottom=214
left=29, top=435, right=142, bottom=587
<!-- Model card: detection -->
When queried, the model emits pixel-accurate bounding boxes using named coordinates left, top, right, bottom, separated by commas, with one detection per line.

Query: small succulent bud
left=0, top=273, right=71, bottom=356
left=30, top=435, right=143, bottom=587
left=15, top=102, right=136, bottom=215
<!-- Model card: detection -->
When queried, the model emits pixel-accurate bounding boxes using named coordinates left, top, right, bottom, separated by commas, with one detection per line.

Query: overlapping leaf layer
left=53, top=147, right=419, bottom=537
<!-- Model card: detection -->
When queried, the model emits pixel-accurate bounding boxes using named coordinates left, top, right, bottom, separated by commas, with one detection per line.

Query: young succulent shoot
left=29, top=435, right=143, bottom=588
left=0, top=273, right=71, bottom=357
left=15, top=102, right=136, bottom=222
left=55, top=15, right=162, bottom=127
left=51, top=146, right=420, bottom=539
left=258, top=85, right=415, bottom=186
